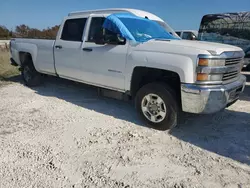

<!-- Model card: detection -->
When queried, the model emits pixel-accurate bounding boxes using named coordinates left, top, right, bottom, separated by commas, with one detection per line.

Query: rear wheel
left=135, top=83, right=178, bottom=130
left=21, top=60, right=43, bottom=87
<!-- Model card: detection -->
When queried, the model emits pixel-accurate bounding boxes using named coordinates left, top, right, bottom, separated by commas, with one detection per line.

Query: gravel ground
left=0, top=73, right=250, bottom=188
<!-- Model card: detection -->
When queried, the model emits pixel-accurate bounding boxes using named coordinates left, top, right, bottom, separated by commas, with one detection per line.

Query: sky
left=0, top=0, right=250, bottom=31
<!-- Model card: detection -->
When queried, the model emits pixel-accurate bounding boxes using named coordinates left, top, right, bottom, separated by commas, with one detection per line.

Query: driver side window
left=87, top=17, right=125, bottom=45
left=88, top=17, right=105, bottom=42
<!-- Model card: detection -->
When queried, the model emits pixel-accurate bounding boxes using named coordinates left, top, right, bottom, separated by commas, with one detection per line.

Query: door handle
left=82, top=48, right=93, bottom=52
left=55, top=45, right=62, bottom=49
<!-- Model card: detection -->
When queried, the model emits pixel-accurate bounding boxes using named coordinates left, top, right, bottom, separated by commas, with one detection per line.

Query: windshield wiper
left=154, top=38, right=171, bottom=41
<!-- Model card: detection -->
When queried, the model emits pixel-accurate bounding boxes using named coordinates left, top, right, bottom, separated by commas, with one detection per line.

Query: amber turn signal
left=198, top=58, right=209, bottom=66
left=197, top=73, right=208, bottom=81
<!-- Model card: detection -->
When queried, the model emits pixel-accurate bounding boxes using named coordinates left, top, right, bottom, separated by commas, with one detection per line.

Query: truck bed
left=10, top=38, right=56, bottom=75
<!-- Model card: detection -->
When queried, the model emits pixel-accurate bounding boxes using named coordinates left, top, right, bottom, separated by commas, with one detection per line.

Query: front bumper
left=181, top=75, right=246, bottom=114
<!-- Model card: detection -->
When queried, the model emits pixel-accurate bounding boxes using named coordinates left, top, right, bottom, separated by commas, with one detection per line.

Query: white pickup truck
left=10, top=8, right=246, bottom=130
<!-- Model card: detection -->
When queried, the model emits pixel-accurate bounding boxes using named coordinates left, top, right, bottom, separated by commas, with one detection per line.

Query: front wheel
left=135, top=83, right=178, bottom=130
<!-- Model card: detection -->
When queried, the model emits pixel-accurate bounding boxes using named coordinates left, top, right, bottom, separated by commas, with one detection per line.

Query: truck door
left=81, top=16, right=128, bottom=91
left=54, top=17, right=88, bottom=80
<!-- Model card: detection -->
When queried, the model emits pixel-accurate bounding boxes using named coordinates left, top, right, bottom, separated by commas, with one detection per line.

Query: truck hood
left=133, top=39, right=243, bottom=56
left=169, top=40, right=243, bottom=54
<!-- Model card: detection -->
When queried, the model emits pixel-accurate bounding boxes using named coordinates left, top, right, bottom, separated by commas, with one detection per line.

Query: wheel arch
left=17, top=43, right=38, bottom=70
left=19, top=52, right=33, bottom=65
left=130, top=66, right=181, bottom=97
left=18, top=51, right=39, bottom=72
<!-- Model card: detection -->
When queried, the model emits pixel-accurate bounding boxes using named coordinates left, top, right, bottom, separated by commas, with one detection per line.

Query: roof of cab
left=68, top=8, right=164, bottom=22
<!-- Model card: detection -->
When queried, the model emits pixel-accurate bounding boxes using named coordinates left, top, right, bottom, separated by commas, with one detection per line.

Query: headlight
left=198, top=58, right=225, bottom=67
left=196, top=57, right=225, bottom=83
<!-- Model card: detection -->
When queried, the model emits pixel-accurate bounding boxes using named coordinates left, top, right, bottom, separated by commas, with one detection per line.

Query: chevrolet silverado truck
left=10, top=8, right=246, bottom=130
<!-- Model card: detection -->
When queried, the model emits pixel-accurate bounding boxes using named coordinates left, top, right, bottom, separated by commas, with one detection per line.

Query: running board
left=98, top=88, right=130, bottom=101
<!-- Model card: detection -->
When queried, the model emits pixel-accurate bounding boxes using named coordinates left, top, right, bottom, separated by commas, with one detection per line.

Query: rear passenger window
left=61, top=18, right=87, bottom=41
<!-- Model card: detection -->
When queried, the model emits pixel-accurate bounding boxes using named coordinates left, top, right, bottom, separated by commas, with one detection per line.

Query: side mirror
left=117, top=35, right=125, bottom=43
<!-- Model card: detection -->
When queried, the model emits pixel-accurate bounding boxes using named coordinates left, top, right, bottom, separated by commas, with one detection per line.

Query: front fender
left=125, top=51, right=196, bottom=91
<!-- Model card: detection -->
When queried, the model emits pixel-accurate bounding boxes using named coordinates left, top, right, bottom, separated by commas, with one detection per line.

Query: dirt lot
left=0, top=53, right=250, bottom=187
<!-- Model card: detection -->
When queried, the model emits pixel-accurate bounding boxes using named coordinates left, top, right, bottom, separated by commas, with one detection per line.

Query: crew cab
left=10, top=8, right=246, bottom=130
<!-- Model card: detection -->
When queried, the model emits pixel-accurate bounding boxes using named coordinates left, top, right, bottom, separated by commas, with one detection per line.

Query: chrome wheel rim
left=23, top=66, right=32, bottom=82
left=141, top=93, right=167, bottom=123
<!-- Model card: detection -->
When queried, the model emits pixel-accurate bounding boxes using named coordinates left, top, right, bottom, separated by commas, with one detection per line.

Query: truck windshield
left=103, top=13, right=180, bottom=43
left=154, top=20, right=180, bottom=38
left=119, top=17, right=179, bottom=42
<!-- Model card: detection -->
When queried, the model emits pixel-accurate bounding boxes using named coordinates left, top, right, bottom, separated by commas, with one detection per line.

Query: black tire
left=135, top=82, right=178, bottom=130
left=21, top=59, right=43, bottom=87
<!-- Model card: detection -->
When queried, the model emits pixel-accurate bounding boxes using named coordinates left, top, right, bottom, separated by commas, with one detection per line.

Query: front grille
left=225, top=58, right=242, bottom=66
left=223, top=71, right=239, bottom=81
left=223, top=57, right=242, bottom=83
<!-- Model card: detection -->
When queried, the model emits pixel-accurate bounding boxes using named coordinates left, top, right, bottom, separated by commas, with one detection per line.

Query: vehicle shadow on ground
left=171, top=110, right=250, bottom=165
left=7, top=75, right=250, bottom=165
left=8, top=75, right=142, bottom=125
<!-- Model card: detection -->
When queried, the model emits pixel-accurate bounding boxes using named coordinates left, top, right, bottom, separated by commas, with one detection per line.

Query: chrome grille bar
left=225, top=58, right=242, bottom=66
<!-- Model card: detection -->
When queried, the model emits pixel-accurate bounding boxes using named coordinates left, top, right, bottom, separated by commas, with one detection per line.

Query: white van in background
left=175, top=30, right=198, bottom=40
